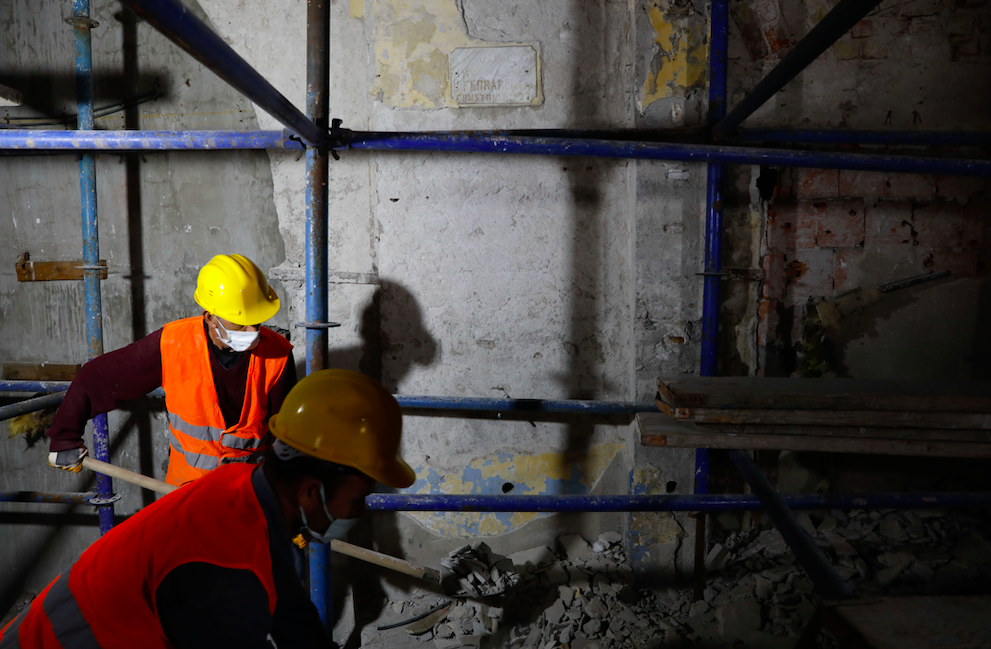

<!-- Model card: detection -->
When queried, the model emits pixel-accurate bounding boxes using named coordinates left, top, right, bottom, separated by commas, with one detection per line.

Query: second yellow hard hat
left=194, top=254, right=280, bottom=325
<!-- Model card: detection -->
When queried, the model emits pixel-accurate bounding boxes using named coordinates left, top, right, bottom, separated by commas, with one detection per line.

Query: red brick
left=947, top=15, right=975, bottom=35
left=762, top=252, right=786, bottom=300
left=839, top=170, right=889, bottom=198
left=766, top=201, right=817, bottom=252
left=833, top=248, right=867, bottom=293
left=784, top=248, right=834, bottom=305
left=851, top=19, right=875, bottom=38
left=880, top=17, right=910, bottom=36
left=913, top=203, right=963, bottom=248
left=756, top=298, right=778, bottom=347
left=865, top=201, right=915, bottom=244
left=923, top=250, right=979, bottom=278
left=796, top=169, right=839, bottom=199
left=861, top=40, right=888, bottom=58
left=961, top=201, right=991, bottom=248
left=817, top=199, right=866, bottom=248
left=833, top=40, right=861, bottom=60
left=886, top=174, right=936, bottom=200
left=952, top=36, right=981, bottom=60
left=935, top=175, right=986, bottom=203
left=909, top=15, right=940, bottom=33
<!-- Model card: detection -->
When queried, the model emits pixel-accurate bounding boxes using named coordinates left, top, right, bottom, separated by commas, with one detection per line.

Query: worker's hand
left=48, top=447, right=88, bottom=473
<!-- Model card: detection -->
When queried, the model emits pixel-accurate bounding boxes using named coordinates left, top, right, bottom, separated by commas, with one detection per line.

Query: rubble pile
left=376, top=508, right=991, bottom=648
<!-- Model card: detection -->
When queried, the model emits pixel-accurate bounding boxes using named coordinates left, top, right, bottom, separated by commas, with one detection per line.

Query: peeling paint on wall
left=370, top=0, right=537, bottom=108
left=639, top=2, right=707, bottom=112
left=403, top=443, right=624, bottom=537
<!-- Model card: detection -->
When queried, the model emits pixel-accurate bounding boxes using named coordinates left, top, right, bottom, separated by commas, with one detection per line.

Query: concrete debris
left=374, top=509, right=991, bottom=648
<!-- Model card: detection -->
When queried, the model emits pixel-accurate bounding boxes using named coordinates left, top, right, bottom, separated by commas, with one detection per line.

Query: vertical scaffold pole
left=695, top=0, right=729, bottom=599
left=71, top=0, right=114, bottom=536
left=305, top=0, right=333, bottom=633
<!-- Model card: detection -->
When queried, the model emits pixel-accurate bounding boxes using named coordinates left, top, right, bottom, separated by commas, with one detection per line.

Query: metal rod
left=365, top=491, right=991, bottom=512
left=694, top=0, right=730, bottom=602
left=395, top=396, right=657, bottom=414
left=6, top=490, right=991, bottom=510
left=117, top=0, right=324, bottom=146
left=0, top=129, right=298, bottom=150
left=881, top=270, right=951, bottom=293
left=71, top=0, right=114, bottom=536
left=727, top=450, right=854, bottom=600
left=734, top=129, right=991, bottom=147
left=304, top=0, right=333, bottom=632
left=0, top=491, right=97, bottom=505
left=714, top=0, right=883, bottom=137
left=338, top=132, right=991, bottom=176
left=0, top=392, right=67, bottom=422
left=1, top=129, right=989, bottom=176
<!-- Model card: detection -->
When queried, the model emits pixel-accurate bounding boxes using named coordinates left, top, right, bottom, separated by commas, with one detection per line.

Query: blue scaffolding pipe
left=698, top=0, right=730, bottom=502
left=734, top=128, right=991, bottom=147
left=0, top=392, right=67, bottom=422
left=0, top=130, right=297, bottom=150
left=1, top=129, right=989, bottom=176
left=728, top=450, right=854, bottom=600
left=365, top=491, right=991, bottom=512
left=0, top=381, right=71, bottom=393
left=117, top=0, right=324, bottom=147
left=304, top=0, right=333, bottom=630
left=0, top=491, right=97, bottom=505
left=72, top=0, right=114, bottom=537
left=714, top=0, right=883, bottom=137
left=5, top=490, right=991, bottom=511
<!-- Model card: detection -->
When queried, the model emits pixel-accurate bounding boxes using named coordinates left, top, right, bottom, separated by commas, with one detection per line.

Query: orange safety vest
left=0, top=464, right=275, bottom=649
left=160, top=317, right=292, bottom=486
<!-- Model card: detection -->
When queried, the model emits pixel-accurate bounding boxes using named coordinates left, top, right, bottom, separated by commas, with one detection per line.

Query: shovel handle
left=81, top=457, right=442, bottom=583
left=82, top=457, right=176, bottom=495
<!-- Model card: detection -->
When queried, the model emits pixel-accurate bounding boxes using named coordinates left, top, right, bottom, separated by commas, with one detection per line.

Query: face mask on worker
left=214, top=318, right=259, bottom=352
left=300, top=483, right=358, bottom=544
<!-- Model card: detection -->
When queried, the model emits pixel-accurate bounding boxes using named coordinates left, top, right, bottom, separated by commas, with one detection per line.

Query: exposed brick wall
left=757, top=167, right=990, bottom=375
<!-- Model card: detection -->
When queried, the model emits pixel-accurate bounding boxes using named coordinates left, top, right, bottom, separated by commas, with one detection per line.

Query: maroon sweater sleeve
left=267, top=356, right=297, bottom=418
left=47, top=329, right=166, bottom=452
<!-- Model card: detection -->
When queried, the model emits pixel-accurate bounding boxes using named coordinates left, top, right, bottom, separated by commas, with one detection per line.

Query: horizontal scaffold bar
left=0, top=130, right=988, bottom=176
left=0, top=491, right=97, bottom=505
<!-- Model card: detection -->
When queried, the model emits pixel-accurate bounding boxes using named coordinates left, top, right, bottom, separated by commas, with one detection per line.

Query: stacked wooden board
left=636, top=377, right=991, bottom=458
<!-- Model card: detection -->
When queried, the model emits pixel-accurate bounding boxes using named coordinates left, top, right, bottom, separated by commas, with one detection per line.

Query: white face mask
left=215, top=318, right=259, bottom=352
left=300, top=484, right=358, bottom=544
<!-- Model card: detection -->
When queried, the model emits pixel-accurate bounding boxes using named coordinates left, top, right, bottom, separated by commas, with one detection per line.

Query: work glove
left=49, top=447, right=88, bottom=473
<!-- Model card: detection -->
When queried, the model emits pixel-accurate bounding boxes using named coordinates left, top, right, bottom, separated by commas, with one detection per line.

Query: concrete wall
left=1, top=0, right=989, bottom=640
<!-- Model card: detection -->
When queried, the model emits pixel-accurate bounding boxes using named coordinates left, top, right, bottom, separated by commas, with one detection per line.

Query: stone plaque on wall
left=450, top=45, right=542, bottom=107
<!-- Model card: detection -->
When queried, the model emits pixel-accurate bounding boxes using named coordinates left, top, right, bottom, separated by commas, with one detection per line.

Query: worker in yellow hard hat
left=4, top=370, right=414, bottom=649
left=46, top=254, right=297, bottom=486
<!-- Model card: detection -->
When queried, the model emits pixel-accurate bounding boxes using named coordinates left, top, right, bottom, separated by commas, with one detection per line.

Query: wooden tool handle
left=330, top=539, right=441, bottom=583
left=82, top=457, right=176, bottom=495
left=81, top=457, right=442, bottom=583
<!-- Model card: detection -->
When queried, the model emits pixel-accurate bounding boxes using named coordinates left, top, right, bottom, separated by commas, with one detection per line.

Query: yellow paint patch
left=351, top=0, right=364, bottom=19
left=640, top=4, right=708, bottom=110
left=405, top=443, right=625, bottom=538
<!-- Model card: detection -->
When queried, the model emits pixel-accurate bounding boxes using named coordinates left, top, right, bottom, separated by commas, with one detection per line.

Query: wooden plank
left=657, top=377, right=991, bottom=413
left=820, top=596, right=991, bottom=649
left=2, top=363, right=81, bottom=382
left=686, top=423, right=991, bottom=444
left=636, top=413, right=991, bottom=458
left=665, top=407, right=991, bottom=430
left=15, top=255, right=108, bottom=281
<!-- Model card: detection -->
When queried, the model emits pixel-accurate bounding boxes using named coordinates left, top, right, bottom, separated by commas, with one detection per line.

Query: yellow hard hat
left=194, top=254, right=280, bottom=326
left=268, top=370, right=415, bottom=488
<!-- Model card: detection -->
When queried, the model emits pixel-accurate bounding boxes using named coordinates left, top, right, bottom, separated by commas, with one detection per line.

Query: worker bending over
left=46, top=253, right=295, bottom=485
left=2, top=370, right=415, bottom=649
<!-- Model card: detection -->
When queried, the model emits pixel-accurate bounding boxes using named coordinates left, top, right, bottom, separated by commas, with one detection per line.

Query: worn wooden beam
left=3, top=363, right=81, bottom=382
left=15, top=254, right=108, bottom=282
left=657, top=377, right=991, bottom=413
left=637, top=413, right=991, bottom=458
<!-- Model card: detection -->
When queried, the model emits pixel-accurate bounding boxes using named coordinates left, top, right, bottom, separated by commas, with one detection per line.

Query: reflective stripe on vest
left=43, top=572, right=101, bottom=649
left=0, top=607, right=28, bottom=649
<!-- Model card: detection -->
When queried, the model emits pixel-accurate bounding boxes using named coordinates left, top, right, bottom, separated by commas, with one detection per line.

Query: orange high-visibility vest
left=0, top=464, right=275, bottom=649
left=160, top=317, right=292, bottom=486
